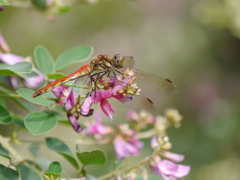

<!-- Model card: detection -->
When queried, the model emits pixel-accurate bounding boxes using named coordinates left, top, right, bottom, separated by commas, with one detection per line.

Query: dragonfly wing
left=134, top=69, right=177, bottom=97
left=124, top=56, right=135, bottom=69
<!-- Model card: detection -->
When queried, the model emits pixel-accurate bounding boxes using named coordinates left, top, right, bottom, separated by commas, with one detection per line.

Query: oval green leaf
left=34, top=46, right=54, bottom=75
left=45, top=137, right=79, bottom=169
left=0, top=164, right=19, bottom=180
left=12, top=115, right=25, bottom=128
left=55, top=46, right=93, bottom=71
left=25, top=113, right=58, bottom=135
left=0, top=62, right=33, bottom=78
left=17, top=164, right=41, bottom=180
left=76, top=150, right=106, bottom=166
left=0, top=105, right=12, bottom=124
left=16, top=88, right=49, bottom=107
left=0, top=144, right=10, bottom=159
left=47, top=73, right=66, bottom=80
left=0, top=0, right=9, bottom=5
left=48, top=161, right=62, bottom=173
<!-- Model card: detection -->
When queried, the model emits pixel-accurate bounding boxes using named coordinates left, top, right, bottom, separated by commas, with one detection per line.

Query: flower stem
left=98, top=151, right=158, bottom=180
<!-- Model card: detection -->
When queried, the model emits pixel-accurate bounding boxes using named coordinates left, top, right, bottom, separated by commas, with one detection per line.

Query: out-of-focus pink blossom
left=160, top=151, right=185, bottom=163
left=0, top=53, right=45, bottom=89
left=0, top=32, right=9, bottom=52
left=149, top=156, right=190, bottom=180
left=85, top=111, right=113, bottom=137
left=113, top=124, right=143, bottom=160
left=0, top=6, right=4, bottom=11
left=151, top=136, right=160, bottom=150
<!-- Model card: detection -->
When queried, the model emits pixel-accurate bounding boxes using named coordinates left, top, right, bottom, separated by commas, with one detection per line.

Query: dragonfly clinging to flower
left=32, top=54, right=177, bottom=113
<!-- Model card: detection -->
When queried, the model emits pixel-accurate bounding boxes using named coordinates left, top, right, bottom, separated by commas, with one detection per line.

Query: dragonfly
left=32, top=54, right=177, bottom=112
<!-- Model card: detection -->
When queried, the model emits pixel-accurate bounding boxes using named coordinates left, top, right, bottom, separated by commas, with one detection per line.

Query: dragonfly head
left=113, top=54, right=126, bottom=69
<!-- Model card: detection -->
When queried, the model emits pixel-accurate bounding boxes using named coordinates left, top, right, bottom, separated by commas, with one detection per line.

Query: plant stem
left=98, top=151, right=158, bottom=180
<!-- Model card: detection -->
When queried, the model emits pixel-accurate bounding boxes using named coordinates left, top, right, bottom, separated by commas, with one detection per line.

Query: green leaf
left=34, top=46, right=54, bottom=75
left=76, top=149, right=106, bottom=166
left=51, top=105, right=66, bottom=112
left=0, top=164, right=19, bottom=180
left=12, top=115, right=25, bottom=128
left=17, top=164, right=42, bottom=180
left=0, top=105, right=12, bottom=124
left=32, top=0, right=46, bottom=10
left=16, top=88, right=50, bottom=107
left=25, top=113, right=58, bottom=135
left=45, top=137, right=79, bottom=169
left=0, top=86, right=34, bottom=112
left=47, top=73, right=66, bottom=80
left=55, top=46, right=93, bottom=71
left=47, top=161, right=62, bottom=173
left=29, top=144, right=50, bottom=170
left=0, top=144, right=10, bottom=159
left=0, top=62, right=34, bottom=78
left=0, top=97, right=6, bottom=108
left=44, top=172, right=62, bottom=179
left=0, top=0, right=9, bottom=5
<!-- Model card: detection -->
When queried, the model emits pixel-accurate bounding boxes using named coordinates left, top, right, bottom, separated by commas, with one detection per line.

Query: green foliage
left=0, top=62, right=34, bottom=78
left=24, top=113, right=58, bottom=135
left=76, top=149, right=107, bottom=166
left=0, top=144, right=10, bottom=159
left=0, top=164, right=19, bottom=180
left=55, top=46, right=93, bottom=71
left=17, top=164, right=42, bottom=180
left=0, top=105, right=12, bottom=124
left=45, top=137, right=79, bottom=169
left=47, top=161, right=62, bottom=173
left=47, top=73, right=66, bottom=80
left=34, top=46, right=54, bottom=75
left=0, top=0, right=9, bottom=5
left=17, top=88, right=50, bottom=107
left=0, top=86, right=34, bottom=112
left=32, top=0, right=46, bottom=10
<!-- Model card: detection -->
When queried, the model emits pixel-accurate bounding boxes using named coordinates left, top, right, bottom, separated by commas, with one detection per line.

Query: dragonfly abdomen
left=32, top=64, right=91, bottom=98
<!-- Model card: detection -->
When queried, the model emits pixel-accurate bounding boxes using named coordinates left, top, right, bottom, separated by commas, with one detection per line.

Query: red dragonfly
left=32, top=54, right=177, bottom=112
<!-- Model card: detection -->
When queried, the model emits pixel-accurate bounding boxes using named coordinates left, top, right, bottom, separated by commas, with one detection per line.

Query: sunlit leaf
left=0, top=105, right=12, bottom=124
left=45, top=137, right=79, bottom=169
left=25, top=113, right=58, bottom=135
left=17, top=164, right=41, bottom=180
left=76, top=149, right=106, bottom=166
left=47, top=73, right=66, bottom=80
left=34, top=46, right=54, bottom=75
left=44, top=172, right=62, bottom=179
left=0, top=144, right=10, bottom=159
left=0, top=164, right=19, bottom=180
left=48, top=161, right=62, bottom=174
left=17, top=88, right=49, bottom=107
left=0, top=0, right=9, bottom=5
left=55, top=46, right=93, bottom=71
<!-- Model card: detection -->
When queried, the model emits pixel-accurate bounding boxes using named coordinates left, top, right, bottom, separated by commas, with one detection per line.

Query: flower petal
left=9, top=76, right=20, bottom=89
left=100, top=99, right=114, bottom=122
left=64, top=88, right=76, bottom=111
left=24, top=68, right=45, bottom=89
left=80, top=96, right=93, bottom=115
left=0, top=53, right=24, bottom=65
left=161, top=151, right=185, bottom=163
left=67, top=114, right=83, bottom=133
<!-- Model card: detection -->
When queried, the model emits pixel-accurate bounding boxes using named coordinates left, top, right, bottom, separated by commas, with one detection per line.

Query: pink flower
left=0, top=6, right=4, bottom=11
left=85, top=111, right=113, bottom=136
left=113, top=125, right=143, bottom=160
left=51, top=85, right=69, bottom=105
left=0, top=32, right=9, bottom=52
left=149, top=156, right=190, bottom=180
left=64, top=88, right=83, bottom=133
left=160, top=151, right=185, bottom=163
left=0, top=53, right=45, bottom=89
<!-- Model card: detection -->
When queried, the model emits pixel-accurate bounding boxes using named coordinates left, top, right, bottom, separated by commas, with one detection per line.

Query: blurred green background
left=1, top=0, right=240, bottom=179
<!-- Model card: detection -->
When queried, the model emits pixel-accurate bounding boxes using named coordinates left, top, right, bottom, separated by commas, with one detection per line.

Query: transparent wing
left=124, top=56, right=135, bottom=69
